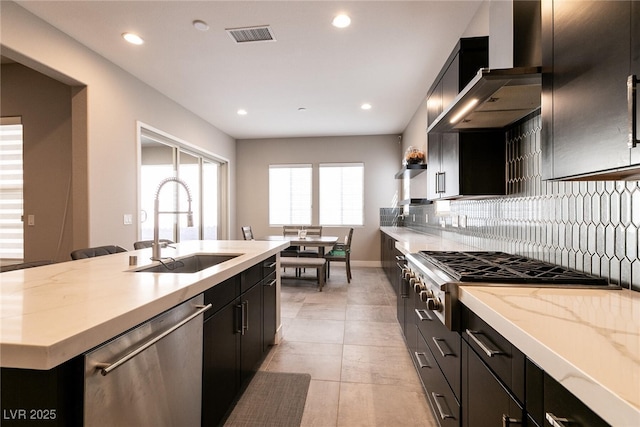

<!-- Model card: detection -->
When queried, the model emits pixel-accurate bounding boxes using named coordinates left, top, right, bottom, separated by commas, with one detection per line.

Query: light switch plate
left=123, top=214, right=133, bottom=225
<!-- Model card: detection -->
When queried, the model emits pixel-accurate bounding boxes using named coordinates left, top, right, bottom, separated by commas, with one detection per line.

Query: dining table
left=260, top=235, right=339, bottom=257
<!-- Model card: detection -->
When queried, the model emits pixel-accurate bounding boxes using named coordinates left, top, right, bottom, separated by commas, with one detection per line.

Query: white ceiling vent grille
left=226, top=25, right=276, bottom=43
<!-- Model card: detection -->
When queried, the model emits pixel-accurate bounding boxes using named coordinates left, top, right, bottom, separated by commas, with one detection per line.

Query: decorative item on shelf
left=403, top=146, right=425, bottom=165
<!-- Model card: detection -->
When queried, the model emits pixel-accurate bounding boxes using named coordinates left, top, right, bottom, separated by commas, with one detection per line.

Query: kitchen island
left=380, top=227, right=640, bottom=426
left=0, top=239, right=287, bottom=370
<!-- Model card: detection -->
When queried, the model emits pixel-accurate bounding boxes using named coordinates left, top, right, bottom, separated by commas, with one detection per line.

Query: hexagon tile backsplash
left=399, top=113, right=640, bottom=291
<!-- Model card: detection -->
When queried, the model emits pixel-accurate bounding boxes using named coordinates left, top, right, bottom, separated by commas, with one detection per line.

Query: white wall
left=1, top=2, right=236, bottom=250
left=236, top=135, right=401, bottom=264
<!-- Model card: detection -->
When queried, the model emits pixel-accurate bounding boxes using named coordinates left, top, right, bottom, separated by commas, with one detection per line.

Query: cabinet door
left=202, top=302, right=240, bottom=426
left=427, top=80, right=443, bottom=201
left=240, top=284, right=264, bottom=385
left=630, top=1, right=640, bottom=165
left=543, top=373, right=609, bottom=427
left=262, top=272, right=277, bottom=352
left=462, top=342, right=524, bottom=427
left=543, top=0, right=632, bottom=179
left=440, top=133, right=460, bottom=199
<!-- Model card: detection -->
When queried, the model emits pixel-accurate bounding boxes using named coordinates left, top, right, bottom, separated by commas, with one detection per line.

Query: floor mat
left=224, top=371, right=311, bottom=427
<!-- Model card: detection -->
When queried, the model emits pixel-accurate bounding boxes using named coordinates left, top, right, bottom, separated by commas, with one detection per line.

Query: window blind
left=269, top=164, right=312, bottom=225
left=0, top=120, right=24, bottom=260
left=319, top=163, right=364, bottom=226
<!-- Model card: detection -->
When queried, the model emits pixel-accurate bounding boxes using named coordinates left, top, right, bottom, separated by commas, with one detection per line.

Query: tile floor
left=259, top=266, right=438, bottom=427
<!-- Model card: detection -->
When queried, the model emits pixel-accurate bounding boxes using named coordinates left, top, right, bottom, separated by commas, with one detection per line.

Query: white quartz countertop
left=460, top=286, right=640, bottom=427
left=380, top=227, right=640, bottom=426
left=0, top=240, right=288, bottom=370
left=380, top=226, right=478, bottom=253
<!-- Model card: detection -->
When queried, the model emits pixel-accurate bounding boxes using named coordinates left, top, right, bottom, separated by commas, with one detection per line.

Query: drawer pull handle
left=433, top=337, right=454, bottom=357
left=502, top=414, right=522, bottom=427
left=545, top=412, right=569, bottom=427
left=264, top=278, right=277, bottom=287
left=415, top=309, right=432, bottom=321
left=466, top=329, right=504, bottom=357
left=265, top=261, right=277, bottom=268
left=414, top=352, right=431, bottom=369
left=431, top=392, right=454, bottom=420
left=628, top=75, right=638, bottom=148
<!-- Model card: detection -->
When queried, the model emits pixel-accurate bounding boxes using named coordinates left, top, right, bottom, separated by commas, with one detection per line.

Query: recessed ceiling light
left=193, top=20, right=209, bottom=31
left=332, top=14, right=351, bottom=28
left=122, top=32, right=144, bottom=45
left=237, top=109, right=248, bottom=116
left=361, top=103, right=372, bottom=110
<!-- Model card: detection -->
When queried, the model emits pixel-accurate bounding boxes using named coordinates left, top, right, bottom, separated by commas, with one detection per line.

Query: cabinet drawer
left=414, top=333, right=460, bottom=427
left=543, top=373, right=609, bottom=427
left=241, top=262, right=263, bottom=293
left=204, top=276, right=239, bottom=317
left=262, top=255, right=277, bottom=277
left=461, top=306, right=524, bottom=404
left=415, top=308, right=461, bottom=400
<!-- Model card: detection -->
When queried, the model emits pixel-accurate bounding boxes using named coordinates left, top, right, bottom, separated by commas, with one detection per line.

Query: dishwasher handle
left=96, top=303, right=212, bottom=376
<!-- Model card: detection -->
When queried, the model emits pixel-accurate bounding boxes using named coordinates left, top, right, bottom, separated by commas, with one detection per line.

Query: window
left=269, top=164, right=312, bottom=225
left=319, top=163, right=364, bottom=226
left=0, top=118, right=24, bottom=261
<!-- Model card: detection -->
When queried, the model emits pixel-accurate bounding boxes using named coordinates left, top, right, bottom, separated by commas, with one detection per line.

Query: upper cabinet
left=541, top=0, right=640, bottom=180
left=426, top=37, right=506, bottom=200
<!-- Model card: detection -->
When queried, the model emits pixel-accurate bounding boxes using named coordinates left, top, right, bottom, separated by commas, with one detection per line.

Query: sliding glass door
left=139, top=128, right=224, bottom=242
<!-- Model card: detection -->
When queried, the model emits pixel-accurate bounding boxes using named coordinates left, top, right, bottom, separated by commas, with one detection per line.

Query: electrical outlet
left=123, top=214, right=133, bottom=225
left=459, top=215, right=467, bottom=228
left=425, top=214, right=429, bottom=223
left=452, top=215, right=459, bottom=228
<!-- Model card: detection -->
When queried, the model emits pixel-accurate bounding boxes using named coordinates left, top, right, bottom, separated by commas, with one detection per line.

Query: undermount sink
left=135, top=254, right=240, bottom=273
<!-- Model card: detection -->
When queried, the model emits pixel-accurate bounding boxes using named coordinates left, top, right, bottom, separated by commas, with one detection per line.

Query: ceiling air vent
left=226, top=25, right=276, bottom=43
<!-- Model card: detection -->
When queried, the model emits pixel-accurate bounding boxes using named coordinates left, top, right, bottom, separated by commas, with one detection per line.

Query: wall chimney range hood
left=427, top=66, right=541, bottom=133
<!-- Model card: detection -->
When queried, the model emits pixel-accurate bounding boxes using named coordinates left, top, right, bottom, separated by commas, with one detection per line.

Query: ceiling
left=13, top=1, right=484, bottom=140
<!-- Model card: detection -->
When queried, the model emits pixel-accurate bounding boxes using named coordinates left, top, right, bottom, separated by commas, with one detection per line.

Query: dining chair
left=298, top=225, right=323, bottom=258
left=241, top=226, right=254, bottom=240
left=70, top=245, right=127, bottom=260
left=133, top=239, right=174, bottom=249
left=0, top=260, right=53, bottom=272
left=325, top=228, right=354, bottom=283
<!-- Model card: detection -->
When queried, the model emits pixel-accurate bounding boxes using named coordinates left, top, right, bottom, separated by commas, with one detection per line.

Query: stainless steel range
left=404, top=251, right=617, bottom=331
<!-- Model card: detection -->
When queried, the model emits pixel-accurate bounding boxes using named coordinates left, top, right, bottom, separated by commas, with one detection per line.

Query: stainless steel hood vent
left=427, top=66, right=541, bottom=134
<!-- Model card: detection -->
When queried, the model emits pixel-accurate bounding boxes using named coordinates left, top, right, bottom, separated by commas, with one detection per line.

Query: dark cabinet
left=526, top=358, right=609, bottom=427
left=426, top=37, right=506, bottom=200
left=541, top=0, right=640, bottom=180
left=202, top=295, right=240, bottom=426
left=462, top=342, right=524, bottom=427
left=202, top=256, right=276, bottom=426
left=381, top=232, right=401, bottom=293
left=414, top=332, right=460, bottom=427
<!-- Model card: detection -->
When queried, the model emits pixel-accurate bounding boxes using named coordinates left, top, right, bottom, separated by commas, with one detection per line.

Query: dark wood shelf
left=398, top=198, right=432, bottom=206
left=394, top=164, right=427, bottom=179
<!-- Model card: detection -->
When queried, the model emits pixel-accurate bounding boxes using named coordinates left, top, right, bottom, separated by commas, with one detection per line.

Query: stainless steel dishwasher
left=84, top=295, right=211, bottom=426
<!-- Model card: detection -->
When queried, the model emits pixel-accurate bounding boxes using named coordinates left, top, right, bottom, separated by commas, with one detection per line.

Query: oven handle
left=466, top=329, right=504, bottom=357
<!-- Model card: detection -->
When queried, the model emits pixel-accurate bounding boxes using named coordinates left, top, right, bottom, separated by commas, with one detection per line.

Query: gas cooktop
left=416, top=251, right=609, bottom=285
